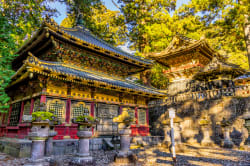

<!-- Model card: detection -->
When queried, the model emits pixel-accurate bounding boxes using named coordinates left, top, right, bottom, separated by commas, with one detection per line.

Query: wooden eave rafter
left=44, top=22, right=152, bottom=69
left=9, top=53, right=165, bottom=98
left=148, top=40, right=218, bottom=65
left=194, top=68, right=245, bottom=81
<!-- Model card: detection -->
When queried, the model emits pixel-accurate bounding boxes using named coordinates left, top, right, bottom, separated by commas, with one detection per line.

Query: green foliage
left=63, top=0, right=127, bottom=46
left=117, top=0, right=177, bottom=53
left=75, top=115, right=99, bottom=123
left=150, top=63, right=169, bottom=89
left=31, top=111, right=55, bottom=122
left=113, top=110, right=135, bottom=124
left=0, top=0, right=58, bottom=47
left=0, top=14, right=17, bottom=113
left=175, top=0, right=249, bottom=69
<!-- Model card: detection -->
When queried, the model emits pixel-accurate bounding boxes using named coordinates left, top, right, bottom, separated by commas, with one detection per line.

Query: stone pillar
left=201, top=125, right=213, bottom=146
left=173, top=122, right=182, bottom=145
left=243, top=114, right=250, bottom=145
left=222, top=126, right=234, bottom=148
left=115, top=127, right=136, bottom=164
left=70, top=128, right=93, bottom=165
left=119, top=128, right=131, bottom=154
left=172, top=122, right=183, bottom=153
left=163, top=125, right=171, bottom=147
left=45, top=128, right=57, bottom=156
left=25, top=122, right=49, bottom=166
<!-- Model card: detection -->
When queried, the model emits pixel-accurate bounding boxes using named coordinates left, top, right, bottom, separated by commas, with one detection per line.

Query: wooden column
left=40, top=95, right=46, bottom=104
left=7, top=104, right=12, bottom=125
left=135, top=107, right=138, bottom=135
left=90, top=102, right=95, bottom=116
left=19, top=101, right=25, bottom=124
left=119, top=105, right=123, bottom=115
left=135, top=107, right=138, bottom=124
left=2, top=113, right=6, bottom=125
left=146, top=108, right=149, bottom=125
left=66, top=99, right=71, bottom=123
left=30, top=98, right=34, bottom=114
left=146, top=108, right=149, bottom=135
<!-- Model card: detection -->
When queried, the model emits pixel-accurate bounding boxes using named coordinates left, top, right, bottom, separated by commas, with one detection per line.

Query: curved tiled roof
left=23, top=55, right=165, bottom=97
left=60, top=26, right=152, bottom=65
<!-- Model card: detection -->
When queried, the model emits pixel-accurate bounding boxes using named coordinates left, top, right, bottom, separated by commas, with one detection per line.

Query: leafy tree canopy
left=0, top=13, right=17, bottom=112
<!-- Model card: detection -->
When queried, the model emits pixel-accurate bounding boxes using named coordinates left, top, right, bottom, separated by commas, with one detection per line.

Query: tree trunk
left=244, top=14, right=250, bottom=69
left=140, top=70, right=151, bottom=87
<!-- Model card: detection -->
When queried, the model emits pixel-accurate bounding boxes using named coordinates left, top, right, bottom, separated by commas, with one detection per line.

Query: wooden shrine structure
left=0, top=17, right=165, bottom=140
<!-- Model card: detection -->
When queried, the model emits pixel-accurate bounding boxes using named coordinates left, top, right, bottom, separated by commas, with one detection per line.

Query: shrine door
left=96, top=103, right=119, bottom=135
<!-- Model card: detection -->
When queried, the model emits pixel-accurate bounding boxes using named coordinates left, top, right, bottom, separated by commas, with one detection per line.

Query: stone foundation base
left=0, top=137, right=104, bottom=157
left=24, top=158, right=49, bottom=166
left=114, top=151, right=137, bottom=164
left=201, top=140, right=214, bottom=146
left=222, top=140, right=234, bottom=148
left=169, top=144, right=185, bottom=153
left=69, top=156, right=95, bottom=166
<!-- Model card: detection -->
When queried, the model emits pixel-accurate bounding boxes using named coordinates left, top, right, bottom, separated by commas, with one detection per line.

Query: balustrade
left=149, top=85, right=250, bottom=107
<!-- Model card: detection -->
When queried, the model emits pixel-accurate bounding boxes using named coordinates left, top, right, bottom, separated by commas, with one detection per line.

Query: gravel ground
left=0, top=145, right=249, bottom=166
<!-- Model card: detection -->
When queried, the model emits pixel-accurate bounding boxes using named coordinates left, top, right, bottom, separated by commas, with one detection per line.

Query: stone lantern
left=199, top=118, right=213, bottom=146
left=25, top=121, right=50, bottom=166
left=243, top=112, right=250, bottom=145
left=45, top=126, right=57, bottom=156
left=173, top=116, right=183, bottom=149
left=113, top=111, right=137, bottom=164
left=70, top=116, right=98, bottom=166
left=161, top=119, right=171, bottom=148
left=220, top=118, right=234, bottom=148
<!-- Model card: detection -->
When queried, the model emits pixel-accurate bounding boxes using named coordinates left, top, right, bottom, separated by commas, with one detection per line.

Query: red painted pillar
left=146, top=108, right=149, bottom=135
left=19, top=101, right=25, bottom=124
left=30, top=99, right=34, bottom=114
left=90, top=102, right=94, bottom=116
left=66, top=99, right=71, bottom=123
left=90, top=102, right=95, bottom=134
left=119, top=105, right=123, bottom=115
left=135, top=107, right=138, bottom=135
left=40, top=95, right=46, bottom=104
left=7, top=104, right=12, bottom=125
left=2, top=113, right=6, bottom=125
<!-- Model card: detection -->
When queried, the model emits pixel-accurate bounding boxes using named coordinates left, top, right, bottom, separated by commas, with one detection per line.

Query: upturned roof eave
left=148, top=40, right=217, bottom=61
left=9, top=54, right=166, bottom=98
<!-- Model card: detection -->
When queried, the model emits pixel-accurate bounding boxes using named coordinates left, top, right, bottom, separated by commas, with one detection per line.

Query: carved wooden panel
left=23, top=101, right=31, bottom=115
left=138, top=109, right=146, bottom=125
left=96, top=103, right=119, bottom=135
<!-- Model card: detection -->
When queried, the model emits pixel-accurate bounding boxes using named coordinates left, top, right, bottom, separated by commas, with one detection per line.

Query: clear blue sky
left=51, top=0, right=190, bottom=24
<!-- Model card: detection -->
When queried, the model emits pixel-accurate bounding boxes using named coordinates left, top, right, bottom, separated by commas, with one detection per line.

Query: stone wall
left=149, top=96, right=250, bottom=147
left=0, top=137, right=108, bottom=158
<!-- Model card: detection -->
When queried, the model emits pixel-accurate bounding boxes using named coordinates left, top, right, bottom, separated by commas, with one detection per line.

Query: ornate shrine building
left=0, top=17, right=165, bottom=140
left=148, top=35, right=250, bottom=146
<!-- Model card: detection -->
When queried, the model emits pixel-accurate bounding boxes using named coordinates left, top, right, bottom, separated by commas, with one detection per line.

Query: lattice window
left=138, top=109, right=147, bottom=125
left=47, top=99, right=66, bottom=122
left=23, top=101, right=31, bottom=115
left=33, top=98, right=40, bottom=112
left=71, top=102, right=90, bottom=119
left=9, top=102, right=21, bottom=126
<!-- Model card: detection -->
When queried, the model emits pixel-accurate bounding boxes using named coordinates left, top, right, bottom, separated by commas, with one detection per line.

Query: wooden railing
left=149, top=85, right=250, bottom=107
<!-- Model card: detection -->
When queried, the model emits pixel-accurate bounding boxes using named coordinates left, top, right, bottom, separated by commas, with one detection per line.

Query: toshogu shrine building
left=0, top=17, right=165, bottom=140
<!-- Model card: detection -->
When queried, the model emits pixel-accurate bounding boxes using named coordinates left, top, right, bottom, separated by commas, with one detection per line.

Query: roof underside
left=14, top=18, right=153, bottom=69
left=10, top=55, right=165, bottom=98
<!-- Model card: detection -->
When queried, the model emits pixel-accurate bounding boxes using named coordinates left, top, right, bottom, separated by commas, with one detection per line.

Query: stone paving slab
left=0, top=145, right=249, bottom=166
